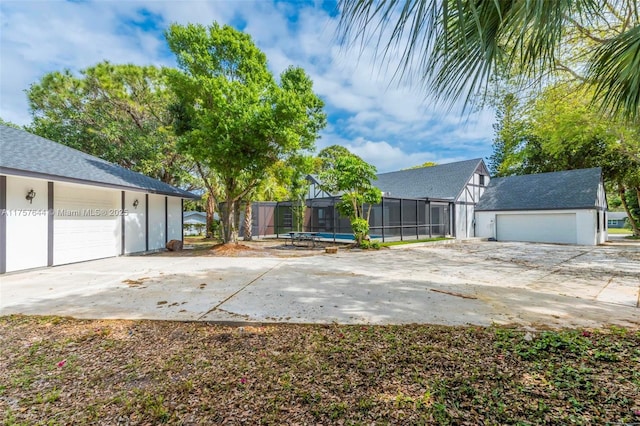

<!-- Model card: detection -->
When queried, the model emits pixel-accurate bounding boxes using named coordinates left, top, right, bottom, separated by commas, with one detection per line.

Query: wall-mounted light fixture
left=133, top=199, right=139, bottom=209
left=26, top=189, right=36, bottom=204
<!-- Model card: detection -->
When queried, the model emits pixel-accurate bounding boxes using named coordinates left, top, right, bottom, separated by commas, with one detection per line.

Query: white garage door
left=54, top=184, right=120, bottom=265
left=496, top=213, right=577, bottom=244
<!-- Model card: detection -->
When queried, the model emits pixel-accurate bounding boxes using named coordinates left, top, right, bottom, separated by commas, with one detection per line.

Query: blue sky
left=0, top=0, right=494, bottom=173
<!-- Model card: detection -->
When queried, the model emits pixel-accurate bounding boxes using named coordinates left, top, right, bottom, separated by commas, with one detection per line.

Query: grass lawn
left=2, top=316, right=638, bottom=425
left=183, top=235, right=219, bottom=249
left=379, top=237, right=451, bottom=247
left=608, top=228, right=633, bottom=234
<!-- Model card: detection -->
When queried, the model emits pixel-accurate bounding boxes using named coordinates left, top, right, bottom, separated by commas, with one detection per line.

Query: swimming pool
left=314, top=233, right=382, bottom=241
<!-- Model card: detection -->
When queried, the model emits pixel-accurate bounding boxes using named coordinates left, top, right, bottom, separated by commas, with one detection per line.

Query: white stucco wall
left=5, top=176, right=49, bottom=272
left=167, top=196, right=183, bottom=241
left=475, top=209, right=601, bottom=245
left=454, top=202, right=475, bottom=238
left=124, top=191, right=146, bottom=254
left=596, top=182, right=608, bottom=244
left=453, top=172, right=488, bottom=238
left=148, top=194, right=166, bottom=250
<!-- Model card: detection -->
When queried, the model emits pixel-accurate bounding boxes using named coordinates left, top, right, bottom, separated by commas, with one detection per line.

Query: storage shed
left=474, top=168, right=607, bottom=245
left=0, top=125, right=197, bottom=273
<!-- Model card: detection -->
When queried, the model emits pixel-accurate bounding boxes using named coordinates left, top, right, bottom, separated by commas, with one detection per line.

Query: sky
left=0, top=0, right=495, bottom=173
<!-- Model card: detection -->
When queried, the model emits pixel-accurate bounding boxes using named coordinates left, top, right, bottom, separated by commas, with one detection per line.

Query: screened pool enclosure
left=243, top=196, right=454, bottom=242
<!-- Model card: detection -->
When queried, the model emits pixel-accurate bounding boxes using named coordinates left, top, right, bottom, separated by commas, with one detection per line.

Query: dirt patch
left=211, top=243, right=255, bottom=254
left=150, top=239, right=350, bottom=258
left=122, top=277, right=150, bottom=287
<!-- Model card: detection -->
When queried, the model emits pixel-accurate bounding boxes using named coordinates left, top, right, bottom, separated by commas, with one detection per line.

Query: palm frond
left=337, top=0, right=603, bottom=111
left=588, top=24, right=640, bottom=120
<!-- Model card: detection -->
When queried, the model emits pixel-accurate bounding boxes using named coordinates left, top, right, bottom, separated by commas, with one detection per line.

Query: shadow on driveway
left=1, top=242, right=638, bottom=329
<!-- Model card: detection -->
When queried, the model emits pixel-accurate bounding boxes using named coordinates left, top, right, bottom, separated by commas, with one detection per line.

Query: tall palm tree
left=337, top=0, right=640, bottom=120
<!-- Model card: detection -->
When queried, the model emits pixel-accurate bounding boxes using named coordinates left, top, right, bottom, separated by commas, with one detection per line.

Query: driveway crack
left=529, top=248, right=594, bottom=284
left=595, top=273, right=617, bottom=301
left=197, top=260, right=285, bottom=320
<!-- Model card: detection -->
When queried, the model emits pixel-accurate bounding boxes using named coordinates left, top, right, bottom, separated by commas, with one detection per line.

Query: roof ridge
left=376, top=157, right=483, bottom=177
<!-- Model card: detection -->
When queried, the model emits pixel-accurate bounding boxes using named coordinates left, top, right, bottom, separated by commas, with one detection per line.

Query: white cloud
left=0, top=0, right=495, bottom=171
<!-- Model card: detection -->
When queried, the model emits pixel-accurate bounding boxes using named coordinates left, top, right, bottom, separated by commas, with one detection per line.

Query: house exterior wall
left=148, top=194, right=166, bottom=250
left=1, top=172, right=187, bottom=273
left=475, top=209, right=602, bottom=245
left=124, top=191, right=146, bottom=254
left=454, top=171, right=489, bottom=238
left=183, top=212, right=206, bottom=236
left=596, top=181, right=608, bottom=244
left=607, top=218, right=627, bottom=228
left=306, top=178, right=331, bottom=199
left=5, top=176, right=49, bottom=272
left=167, top=197, right=182, bottom=241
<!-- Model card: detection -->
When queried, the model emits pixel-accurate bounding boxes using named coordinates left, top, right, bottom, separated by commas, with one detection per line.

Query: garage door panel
left=497, top=213, right=577, bottom=244
left=54, top=185, right=119, bottom=265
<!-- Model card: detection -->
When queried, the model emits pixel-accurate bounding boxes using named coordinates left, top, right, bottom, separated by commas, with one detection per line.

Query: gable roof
left=0, top=125, right=197, bottom=199
left=608, top=212, right=627, bottom=220
left=475, top=168, right=602, bottom=211
left=183, top=211, right=206, bottom=218
left=374, top=158, right=485, bottom=200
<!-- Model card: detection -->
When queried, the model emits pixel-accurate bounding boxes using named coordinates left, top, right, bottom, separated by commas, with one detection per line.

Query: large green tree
left=27, top=62, right=195, bottom=187
left=166, top=23, right=326, bottom=243
left=319, top=150, right=382, bottom=245
left=338, top=0, right=640, bottom=120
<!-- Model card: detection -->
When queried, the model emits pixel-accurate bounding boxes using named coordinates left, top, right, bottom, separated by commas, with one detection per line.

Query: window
left=479, top=175, right=485, bottom=186
left=607, top=219, right=617, bottom=226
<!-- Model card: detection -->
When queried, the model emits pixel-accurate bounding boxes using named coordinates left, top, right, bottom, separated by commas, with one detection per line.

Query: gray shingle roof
left=0, top=125, right=197, bottom=199
left=475, top=168, right=602, bottom=211
left=608, top=212, right=627, bottom=220
left=374, top=158, right=484, bottom=200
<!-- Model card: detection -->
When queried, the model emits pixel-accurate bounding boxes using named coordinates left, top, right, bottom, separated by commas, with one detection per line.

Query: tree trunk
left=634, top=186, right=640, bottom=236
left=223, top=196, right=236, bottom=243
left=206, top=191, right=216, bottom=238
left=194, top=163, right=218, bottom=239
left=619, top=185, right=640, bottom=236
left=243, top=201, right=253, bottom=241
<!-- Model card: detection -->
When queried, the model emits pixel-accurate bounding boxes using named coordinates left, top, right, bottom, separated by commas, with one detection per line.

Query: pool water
left=314, top=233, right=382, bottom=241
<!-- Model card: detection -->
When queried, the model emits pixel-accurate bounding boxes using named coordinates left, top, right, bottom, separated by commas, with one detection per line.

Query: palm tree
left=337, top=0, right=640, bottom=120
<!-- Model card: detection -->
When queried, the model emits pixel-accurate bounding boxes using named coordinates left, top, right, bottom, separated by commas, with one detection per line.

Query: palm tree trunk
left=232, top=200, right=241, bottom=243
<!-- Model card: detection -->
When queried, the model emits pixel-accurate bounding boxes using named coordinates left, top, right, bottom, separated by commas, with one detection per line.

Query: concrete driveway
left=1, top=241, right=639, bottom=328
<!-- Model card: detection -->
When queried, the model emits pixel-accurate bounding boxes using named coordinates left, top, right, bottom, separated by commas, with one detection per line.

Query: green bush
left=351, top=218, right=369, bottom=244
left=359, top=240, right=380, bottom=250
